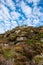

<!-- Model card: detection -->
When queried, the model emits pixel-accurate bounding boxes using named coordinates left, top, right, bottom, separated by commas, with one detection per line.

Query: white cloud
left=10, top=11, right=20, bottom=20
left=0, top=23, right=5, bottom=33
left=0, top=4, right=11, bottom=21
left=5, top=20, right=18, bottom=31
left=40, top=14, right=43, bottom=21
left=32, top=6, right=41, bottom=16
left=1, top=0, right=15, bottom=10
left=33, top=18, right=39, bottom=24
left=11, top=20, right=18, bottom=28
left=21, top=1, right=32, bottom=18
left=32, top=0, right=40, bottom=6
left=26, top=0, right=33, bottom=3
left=26, top=0, right=36, bottom=3
left=26, top=0, right=40, bottom=6
left=25, top=18, right=32, bottom=26
left=20, top=1, right=43, bottom=26
left=5, top=0, right=15, bottom=10
left=0, top=28, right=5, bottom=34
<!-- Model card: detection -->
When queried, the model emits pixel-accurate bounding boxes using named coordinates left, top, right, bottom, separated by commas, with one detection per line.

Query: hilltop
left=0, top=26, right=43, bottom=65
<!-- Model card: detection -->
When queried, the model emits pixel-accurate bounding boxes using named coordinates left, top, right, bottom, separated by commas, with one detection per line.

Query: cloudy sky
left=0, top=0, right=43, bottom=33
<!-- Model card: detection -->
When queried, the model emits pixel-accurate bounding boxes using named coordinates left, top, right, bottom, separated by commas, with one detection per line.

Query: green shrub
left=39, top=33, right=43, bottom=38
left=4, top=49, right=11, bottom=59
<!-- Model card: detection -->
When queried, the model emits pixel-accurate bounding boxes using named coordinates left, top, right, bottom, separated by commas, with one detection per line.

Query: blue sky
left=0, top=0, right=43, bottom=33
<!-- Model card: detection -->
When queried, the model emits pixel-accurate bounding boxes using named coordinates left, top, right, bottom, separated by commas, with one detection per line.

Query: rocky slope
left=0, top=26, right=43, bottom=65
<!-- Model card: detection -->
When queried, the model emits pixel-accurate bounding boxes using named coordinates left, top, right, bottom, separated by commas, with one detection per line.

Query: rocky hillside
left=0, top=26, right=43, bottom=65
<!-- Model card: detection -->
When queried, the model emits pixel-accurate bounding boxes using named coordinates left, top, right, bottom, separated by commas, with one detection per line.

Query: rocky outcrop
left=0, top=26, right=43, bottom=65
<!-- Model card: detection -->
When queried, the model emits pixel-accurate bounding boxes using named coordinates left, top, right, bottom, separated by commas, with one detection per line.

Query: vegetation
left=0, top=26, right=43, bottom=65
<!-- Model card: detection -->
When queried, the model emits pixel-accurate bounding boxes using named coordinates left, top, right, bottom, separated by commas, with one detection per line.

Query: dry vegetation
left=0, top=26, right=43, bottom=65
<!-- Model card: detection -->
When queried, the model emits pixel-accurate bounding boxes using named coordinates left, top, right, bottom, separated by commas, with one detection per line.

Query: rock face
left=0, top=26, right=43, bottom=65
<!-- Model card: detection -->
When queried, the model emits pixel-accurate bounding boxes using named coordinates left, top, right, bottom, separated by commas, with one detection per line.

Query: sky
left=0, top=0, right=43, bottom=33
